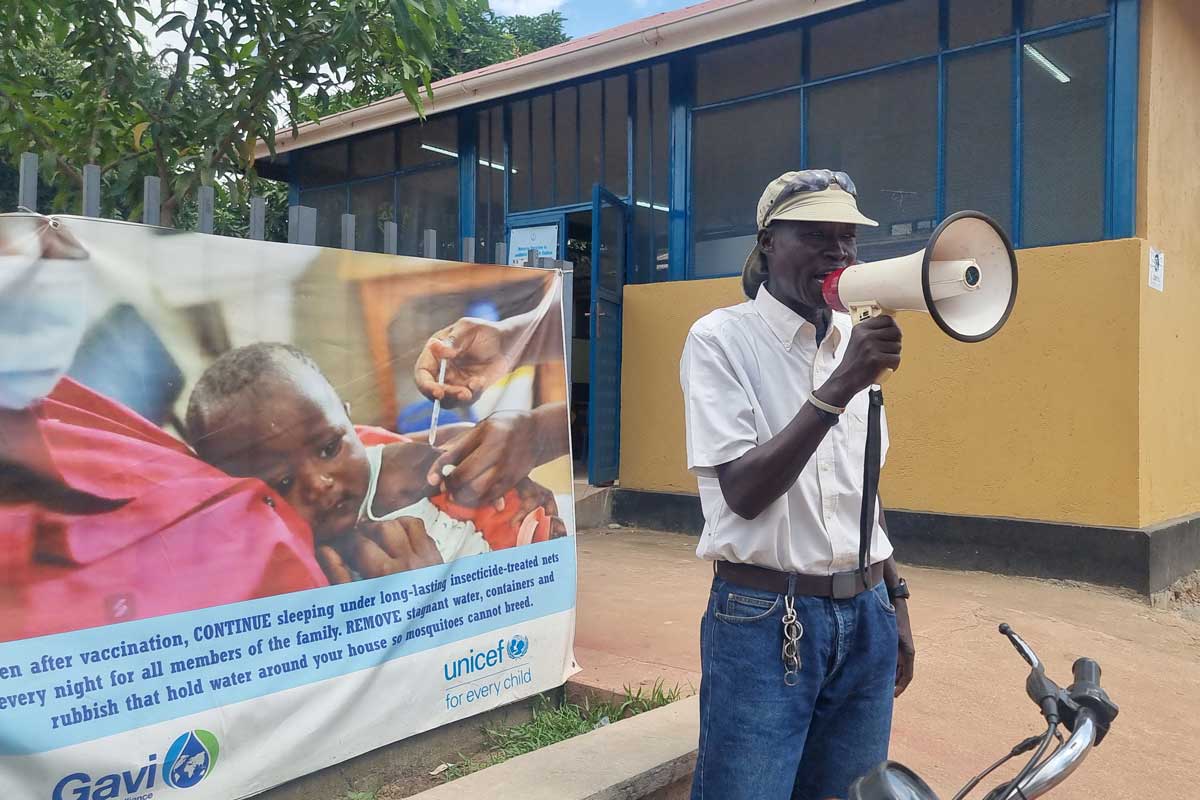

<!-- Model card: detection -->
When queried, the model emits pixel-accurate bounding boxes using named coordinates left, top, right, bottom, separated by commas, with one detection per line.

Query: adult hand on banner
left=316, top=517, right=442, bottom=583
left=414, top=318, right=514, bottom=409
left=426, top=405, right=569, bottom=506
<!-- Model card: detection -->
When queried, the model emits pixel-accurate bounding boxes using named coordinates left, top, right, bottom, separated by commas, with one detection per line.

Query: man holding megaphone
left=680, top=169, right=913, bottom=800
left=681, top=170, right=1018, bottom=800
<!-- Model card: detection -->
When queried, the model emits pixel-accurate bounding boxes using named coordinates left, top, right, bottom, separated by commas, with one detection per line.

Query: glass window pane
left=808, top=63, right=938, bottom=261
left=1021, top=28, right=1107, bottom=246
left=510, top=100, right=532, bottom=212
left=476, top=108, right=505, bottom=263
left=691, top=92, right=801, bottom=279
left=396, top=165, right=459, bottom=260
left=350, top=129, right=395, bottom=179
left=295, top=141, right=348, bottom=188
left=695, top=27, right=803, bottom=106
left=555, top=87, right=580, bottom=204
left=635, top=68, right=652, bottom=276
left=579, top=80, right=603, bottom=199
left=948, top=0, right=1014, bottom=48
left=1025, top=0, right=1107, bottom=30
left=945, top=47, right=1013, bottom=235
left=604, top=76, right=628, bottom=194
left=298, top=186, right=346, bottom=247
left=398, top=114, right=458, bottom=169
left=351, top=177, right=394, bottom=253
left=809, top=0, right=938, bottom=80
left=530, top=94, right=553, bottom=209
left=598, top=199, right=624, bottom=294
left=652, top=64, right=670, bottom=280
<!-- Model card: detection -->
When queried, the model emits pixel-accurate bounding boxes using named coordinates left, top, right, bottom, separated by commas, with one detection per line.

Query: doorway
left=564, top=210, right=592, bottom=480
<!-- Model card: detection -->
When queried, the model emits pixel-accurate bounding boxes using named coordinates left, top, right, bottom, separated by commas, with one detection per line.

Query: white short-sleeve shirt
left=679, top=286, right=893, bottom=576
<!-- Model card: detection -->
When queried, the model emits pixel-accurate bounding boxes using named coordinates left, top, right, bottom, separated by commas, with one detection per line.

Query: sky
left=490, top=0, right=700, bottom=39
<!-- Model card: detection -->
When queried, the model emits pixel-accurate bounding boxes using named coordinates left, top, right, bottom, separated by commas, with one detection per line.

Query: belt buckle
left=830, top=570, right=860, bottom=600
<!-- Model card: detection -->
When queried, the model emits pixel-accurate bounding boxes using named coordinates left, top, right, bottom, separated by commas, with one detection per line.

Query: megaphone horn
left=820, top=210, right=1018, bottom=382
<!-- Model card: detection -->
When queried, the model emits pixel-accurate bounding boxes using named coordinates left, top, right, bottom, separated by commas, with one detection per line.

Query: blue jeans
left=690, top=575, right=899, bottom=800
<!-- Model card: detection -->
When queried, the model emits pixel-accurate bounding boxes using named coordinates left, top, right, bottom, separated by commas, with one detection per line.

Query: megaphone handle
left=848, top=303, right=894, bottom=385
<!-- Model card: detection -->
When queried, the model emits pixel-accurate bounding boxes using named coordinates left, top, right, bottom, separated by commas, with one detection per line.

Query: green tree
left=0, top=0, right=468, bottom=226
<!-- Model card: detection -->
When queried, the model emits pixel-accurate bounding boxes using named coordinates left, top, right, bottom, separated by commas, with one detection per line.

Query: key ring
left=781, top=595, right=804, bottom=686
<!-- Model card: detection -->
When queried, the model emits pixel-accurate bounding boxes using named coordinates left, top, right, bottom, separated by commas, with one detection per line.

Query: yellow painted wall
left=620, top=239, right=1145, bottom=529
left=1136, top=0, right=1200, bottom=526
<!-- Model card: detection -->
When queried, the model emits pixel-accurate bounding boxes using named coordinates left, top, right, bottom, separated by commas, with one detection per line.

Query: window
left=945, top=47, right=1013, bottom=234
left=631, top=64, right=670, bottom=283
left=555, top=87, right=581, bottom=205
left=530, top=94, right=554, bottom=209
left=604, top=76, right=629, bottom=194
left=1024, top=0, right=1108, bottom=30
left=948, top=0, right=1014, bottom=48
left=476, top=107, right=505, bottom=263
left=396, top=166, right=459, bottom=260
left=808, top=63, right=938, bottom=261
left=398, top=115, right=458, bottom=169
left=579, top=80, right=604, bottom=198
left=351, top=177, right=394, bottom=253
left=295, top=142, right=348, bottom=189
left=1021, top=27, right=1107, bottom=246
left=694, top=28, right=803, bottom=106
left=809, top=0, right=938, bottom=80
left=510, top=100, right=532, bottom=212
left=350, top=130, right=395, bottom=180
left=691, top=91, right=802, bottom=278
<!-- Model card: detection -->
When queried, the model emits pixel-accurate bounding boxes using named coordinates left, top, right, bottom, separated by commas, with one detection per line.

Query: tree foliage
left=0, top=0, right=470, bottom=226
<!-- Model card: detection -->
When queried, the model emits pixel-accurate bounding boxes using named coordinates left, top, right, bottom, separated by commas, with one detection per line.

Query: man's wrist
left=813, top=375, right=856, bottom=409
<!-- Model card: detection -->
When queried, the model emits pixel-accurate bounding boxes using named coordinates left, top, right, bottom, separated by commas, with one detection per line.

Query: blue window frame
left=286, top=0, right=1138, bottom=283
left=684, top=0, right=1138, bottom=278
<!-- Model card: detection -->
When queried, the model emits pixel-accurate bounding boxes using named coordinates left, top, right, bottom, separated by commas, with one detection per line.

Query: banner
left=0, top=214, right=578, bottom=798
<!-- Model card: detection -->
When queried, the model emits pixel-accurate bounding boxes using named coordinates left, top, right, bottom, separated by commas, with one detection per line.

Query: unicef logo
left=163, top=729, right=220, bottom=789
left=507, top=635, right=529, bottom=660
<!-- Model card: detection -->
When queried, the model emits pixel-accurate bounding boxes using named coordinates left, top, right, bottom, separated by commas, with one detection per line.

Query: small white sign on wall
left=1149, top=247, right=1165, bottom=292
left=508, top=224, right=560, bottom=266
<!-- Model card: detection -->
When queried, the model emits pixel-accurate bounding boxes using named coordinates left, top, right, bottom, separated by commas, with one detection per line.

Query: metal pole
left=197, top=185, right=215, bottom=234
left=462, top=236, right=476, bottom=263
left=383, top=221, right=398, bottom=255
left=288, top=205, right=316, bottom=246
left=82, top=164, right=101, bottom=217
left=249, top=196, right=266, bottom=240
left=143, top=176, right=161, bottom=226
left=423, top=228, right=437, bottom=259
left=341, top=213, right=356, bottom=250
left=18, top=152, right=38, bottom=211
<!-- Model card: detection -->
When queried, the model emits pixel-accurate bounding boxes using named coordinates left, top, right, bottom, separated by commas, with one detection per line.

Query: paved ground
left=573, top=528, right=1200, bottom=799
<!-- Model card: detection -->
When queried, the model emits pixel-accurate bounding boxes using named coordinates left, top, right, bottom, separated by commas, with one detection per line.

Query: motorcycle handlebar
left=1072, top=657, right=1101, bottom=687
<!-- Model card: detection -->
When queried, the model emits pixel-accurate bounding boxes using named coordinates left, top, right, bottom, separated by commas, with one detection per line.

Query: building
left=256, top=0, right=1200, bottom=596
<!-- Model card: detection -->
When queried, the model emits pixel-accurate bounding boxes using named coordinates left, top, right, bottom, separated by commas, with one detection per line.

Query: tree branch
left=163, top=1, right=208, bottom=106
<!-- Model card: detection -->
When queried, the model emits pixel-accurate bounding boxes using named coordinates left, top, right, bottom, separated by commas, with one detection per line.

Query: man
left=680, top=170, right=916, bottom=800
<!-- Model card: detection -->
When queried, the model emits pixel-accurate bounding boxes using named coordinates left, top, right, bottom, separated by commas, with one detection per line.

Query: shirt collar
left=753, top=285, right=849, bottom=348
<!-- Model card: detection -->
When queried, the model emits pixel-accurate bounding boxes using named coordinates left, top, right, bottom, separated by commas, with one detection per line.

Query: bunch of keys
left=781, top=595, right=803, bottom=686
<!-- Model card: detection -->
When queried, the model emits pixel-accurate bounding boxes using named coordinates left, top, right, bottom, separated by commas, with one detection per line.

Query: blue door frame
left=588, top=184, right=630, bottom=485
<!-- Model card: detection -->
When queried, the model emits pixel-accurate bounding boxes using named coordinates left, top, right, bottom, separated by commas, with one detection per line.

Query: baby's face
left=198, top=365, right=369, bottom=541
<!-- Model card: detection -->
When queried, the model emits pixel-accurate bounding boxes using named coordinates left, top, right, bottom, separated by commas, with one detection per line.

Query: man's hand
left=894, top=597, right=916, bottom=697
left=414, top=319, right=515, bottom=408
left=316, top=517, right=442, bottom=583
left=816, top=315, right=902, bottom=407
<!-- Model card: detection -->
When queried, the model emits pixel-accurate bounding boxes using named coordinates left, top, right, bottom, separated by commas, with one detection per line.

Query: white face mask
left=0, top=220, right=104, bottom=410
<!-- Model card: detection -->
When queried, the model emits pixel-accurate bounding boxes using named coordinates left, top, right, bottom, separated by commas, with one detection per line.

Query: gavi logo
left=51, top=729, right=219, bottom=799
left=443, top=635, right=529, bottom=681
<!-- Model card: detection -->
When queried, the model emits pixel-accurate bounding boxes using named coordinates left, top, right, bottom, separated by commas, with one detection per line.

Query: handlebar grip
left=1073, top=658, right=1101, bottom=687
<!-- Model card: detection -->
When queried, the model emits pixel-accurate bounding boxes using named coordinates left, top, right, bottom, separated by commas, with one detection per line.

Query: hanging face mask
left=0, top=217, right=103, bottom=410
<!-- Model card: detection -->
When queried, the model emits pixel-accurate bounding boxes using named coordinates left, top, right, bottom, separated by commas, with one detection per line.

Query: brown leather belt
left=715, top=560, right=886, bottom=600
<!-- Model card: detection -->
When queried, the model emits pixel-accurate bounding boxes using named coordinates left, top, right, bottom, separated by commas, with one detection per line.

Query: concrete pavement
left=573, top=528, right=1200, bottom=799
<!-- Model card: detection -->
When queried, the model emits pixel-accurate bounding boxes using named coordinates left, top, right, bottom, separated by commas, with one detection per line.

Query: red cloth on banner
left=355, top=427, right=553, bottom=551
left=0, top=381, right=549, bottom=644
left=0, top=379, right=327, bottom=643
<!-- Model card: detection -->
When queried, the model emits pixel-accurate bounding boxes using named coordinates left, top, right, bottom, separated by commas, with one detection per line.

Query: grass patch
left=438, top=680, right=684, bottom=782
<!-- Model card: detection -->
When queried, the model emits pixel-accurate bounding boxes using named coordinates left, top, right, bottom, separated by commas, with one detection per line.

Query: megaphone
left=820, top=211, right=1017, bottom=381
